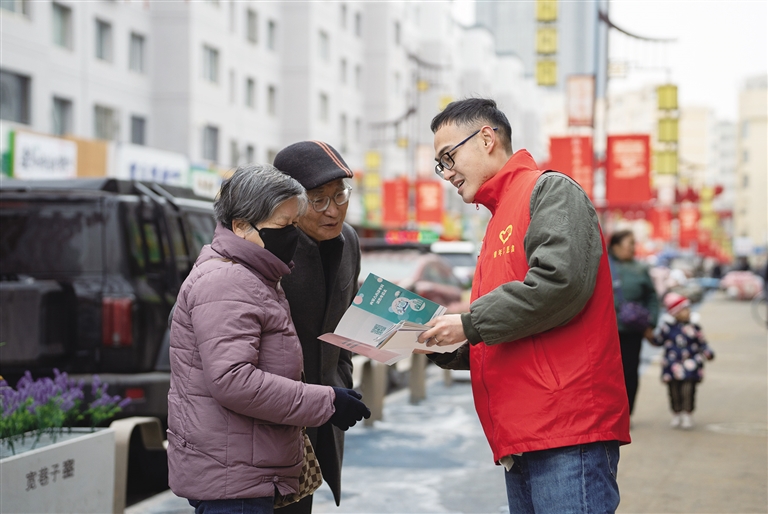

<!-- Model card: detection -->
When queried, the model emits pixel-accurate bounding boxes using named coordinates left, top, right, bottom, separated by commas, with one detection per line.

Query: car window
left=360, top=258, right=415, bottom=282
left=440, top=253, right=477, bottom=268
left=0, top=200, right=103, bottom=275
left=185, top=213, right=215, bottom=257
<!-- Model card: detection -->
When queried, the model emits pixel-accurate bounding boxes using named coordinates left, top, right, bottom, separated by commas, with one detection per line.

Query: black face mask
left=253, top=224, right=299, bottom=265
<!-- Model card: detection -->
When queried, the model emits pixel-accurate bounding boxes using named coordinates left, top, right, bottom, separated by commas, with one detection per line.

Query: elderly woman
left=167, top=165, right=370, bottom=514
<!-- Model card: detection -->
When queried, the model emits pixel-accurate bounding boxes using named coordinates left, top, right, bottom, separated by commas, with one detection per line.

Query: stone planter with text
left=1, top=428, right=116, bottom=514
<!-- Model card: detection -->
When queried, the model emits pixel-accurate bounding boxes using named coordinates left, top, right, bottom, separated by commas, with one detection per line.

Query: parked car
left=359, top=249, right=467, bottom=313
left=430, top=241, right=477, bottom=289
left=720, top=270, right=764, bottom=300
left=0, top=178, right=215, bottom=423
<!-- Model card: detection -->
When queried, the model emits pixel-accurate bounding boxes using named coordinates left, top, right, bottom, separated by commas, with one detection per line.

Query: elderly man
left=273, top=141, right=361, bottom=514
left=417, top=98, right=631, bottom=514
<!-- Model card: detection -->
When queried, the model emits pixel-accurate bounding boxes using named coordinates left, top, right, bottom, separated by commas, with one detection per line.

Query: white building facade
left=1, top=0, right=545, bottom=238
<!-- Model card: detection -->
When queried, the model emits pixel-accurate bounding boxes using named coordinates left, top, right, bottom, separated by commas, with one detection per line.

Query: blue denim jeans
left=188, top=497, right=274, bottom=514
left=504, top=441, right=620, bottom=514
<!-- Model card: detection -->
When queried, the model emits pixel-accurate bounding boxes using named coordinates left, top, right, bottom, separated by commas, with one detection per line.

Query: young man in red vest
left=417, top=98, right=631, bottom=513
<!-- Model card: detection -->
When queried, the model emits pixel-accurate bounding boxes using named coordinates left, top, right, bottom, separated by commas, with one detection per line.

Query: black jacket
left=280, top=222, right=361, bottom=506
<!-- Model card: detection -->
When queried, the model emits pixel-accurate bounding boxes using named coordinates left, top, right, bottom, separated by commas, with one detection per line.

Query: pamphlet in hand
left=318, top=273, right=466, bottom=365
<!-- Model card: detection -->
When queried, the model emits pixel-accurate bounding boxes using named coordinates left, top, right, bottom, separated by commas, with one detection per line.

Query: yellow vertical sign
left=536, top=0, right=557, bottom=21
left=536, top=60, right=558, bottom=87
left=658, top=118, right=679, bottom=143
left=536, top=0, right=557, bottom=86
left=657, top=85, right=678, bottom=111
left=536, top=27, right=558, bottom=54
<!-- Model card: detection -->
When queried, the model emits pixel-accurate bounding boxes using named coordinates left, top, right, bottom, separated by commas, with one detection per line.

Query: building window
left=267, top=20, right=276, bottom=50
left=130, top=116, right=146, bottom=145
left=742, top=174, right=749, bottom=188
left=267, top=85, right=276, bottom=115
left=230, top=140, right=239, bottom=166
left=741, top=120, right=749, bottom=139
left=319, top=30, right=329, bottom=62
left=245, top=144, right=255, bottom=163
left=228, top=0, right=235, bottom=31
left=52, top=97, right=72, bottom=136
left=354, top=12, right=361, bottom=37
left=245, top=78, right=255, bottom=108
left=203, top=125, right=219, bottom=162
left=267, top=148, right=278, bottom=164
left=246, top=9, right=257, bottom=43
left=94, top=104, right=118, bottom=140
left=0, top=69, right=31, bottom=124
left=95, top=19, right=113, bottom=62
left=229, top=69, right=236, bottom=103
left=742, top=149, right=749, bottom=163
left=52, top=3, right=73, bottom=49
left=355, top=64, right=362, bottom=90
left=319, top=93, right=329, bottom=122
left=129, top=33, right=145, bottom=73
left=340, top=58, right=347, bottom=84
left=203, top=45, right=219, bottom=83
left=355, top=118, right=361, bottom=142
left=394, top=72, right=400, bottom=96
left=1, top=0, right=28, bottom=16
left=340, top=113, right=348, bottom=145
left=394, top=21, right=401, bottom=46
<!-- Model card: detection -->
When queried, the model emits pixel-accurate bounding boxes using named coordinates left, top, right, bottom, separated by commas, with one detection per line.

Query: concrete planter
left=1, top=428, right=116, bottom=514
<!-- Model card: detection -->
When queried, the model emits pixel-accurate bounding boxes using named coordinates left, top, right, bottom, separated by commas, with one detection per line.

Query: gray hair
left=214, top=164, right=307, bottom=230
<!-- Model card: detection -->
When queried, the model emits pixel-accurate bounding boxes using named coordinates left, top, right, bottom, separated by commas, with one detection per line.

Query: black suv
left=0, top=178, right=215, bottom=422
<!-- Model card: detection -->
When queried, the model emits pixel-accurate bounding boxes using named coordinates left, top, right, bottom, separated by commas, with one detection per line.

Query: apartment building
left=0, top=0, right=544, bottom=236
left=734, top=75, right=768, bottom=260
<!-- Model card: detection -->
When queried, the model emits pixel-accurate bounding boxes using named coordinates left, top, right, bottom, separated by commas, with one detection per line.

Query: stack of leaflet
left=319, top=273, right=465, bottom=365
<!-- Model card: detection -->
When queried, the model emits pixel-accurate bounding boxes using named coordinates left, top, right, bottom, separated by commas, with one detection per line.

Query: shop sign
left=190, top=169, right=222, bottom=199
left=548, top=136, right=593, bottom=198
left=112, top=144, right=188, bottom=186
left=13, top=131, right=77, bottom=180
left=605, top=134, right=651, bottom=206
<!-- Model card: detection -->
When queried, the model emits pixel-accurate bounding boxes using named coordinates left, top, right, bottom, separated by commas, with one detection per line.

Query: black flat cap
left=273, top=141, right=354, bottom=191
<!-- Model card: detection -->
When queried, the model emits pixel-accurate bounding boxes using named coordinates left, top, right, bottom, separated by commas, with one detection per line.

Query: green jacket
left=609, top=257, right=659, bottom=333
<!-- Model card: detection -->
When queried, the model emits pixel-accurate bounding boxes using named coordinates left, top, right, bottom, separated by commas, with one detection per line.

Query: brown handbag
left=274, top=429, right=324, bottom=508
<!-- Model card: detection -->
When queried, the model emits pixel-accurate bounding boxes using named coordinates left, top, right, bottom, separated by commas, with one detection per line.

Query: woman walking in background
left=609, top=229, right=660, bottom=418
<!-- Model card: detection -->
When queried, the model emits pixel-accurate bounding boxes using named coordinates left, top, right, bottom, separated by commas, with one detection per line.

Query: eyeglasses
left=435, top=127, right=498, bottom=179
left=309, top=186, right=352, bottom=212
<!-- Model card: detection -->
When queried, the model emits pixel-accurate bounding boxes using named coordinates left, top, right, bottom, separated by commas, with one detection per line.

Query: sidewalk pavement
left=617, top=291, right=767, bottom=514
left=128, top=292, right=767, bottom=514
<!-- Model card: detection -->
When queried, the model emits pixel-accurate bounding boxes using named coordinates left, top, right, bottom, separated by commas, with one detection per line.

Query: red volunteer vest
left=470, top=151, right=630, bottom=462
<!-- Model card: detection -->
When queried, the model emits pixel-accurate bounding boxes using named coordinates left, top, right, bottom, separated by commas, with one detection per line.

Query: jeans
left=505, top=441, right=621, bottom=514
left=188, top=497, right=274, bottom=514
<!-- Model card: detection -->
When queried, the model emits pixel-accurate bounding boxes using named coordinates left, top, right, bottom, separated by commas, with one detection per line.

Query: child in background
left=652, top=292, right=715, bottom=429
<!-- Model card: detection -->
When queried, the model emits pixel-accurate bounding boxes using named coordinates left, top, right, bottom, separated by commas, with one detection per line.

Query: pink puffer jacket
left=167, top=224, right=335, bottom=500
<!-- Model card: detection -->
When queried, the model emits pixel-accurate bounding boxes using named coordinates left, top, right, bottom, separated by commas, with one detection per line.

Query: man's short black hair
left=430, top=98, right=513, bottom=152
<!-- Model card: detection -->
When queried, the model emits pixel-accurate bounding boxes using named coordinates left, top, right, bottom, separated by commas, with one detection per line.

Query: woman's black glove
left=330, top=387, right=371, bottom=431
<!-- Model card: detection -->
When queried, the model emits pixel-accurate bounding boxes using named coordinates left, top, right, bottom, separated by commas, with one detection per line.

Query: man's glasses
left=309, top=186, right=352, bottom=212
left=435, top=127, right=498, bottom=179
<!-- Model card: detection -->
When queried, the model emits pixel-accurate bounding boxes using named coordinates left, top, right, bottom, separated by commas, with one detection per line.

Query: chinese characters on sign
left=606, top=134, right=651, bottom=206
left=25, top=459, right=74, bottom=491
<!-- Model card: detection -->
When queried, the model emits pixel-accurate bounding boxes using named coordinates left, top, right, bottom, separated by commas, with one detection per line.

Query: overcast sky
left=453, top=0, right=767, bottom=122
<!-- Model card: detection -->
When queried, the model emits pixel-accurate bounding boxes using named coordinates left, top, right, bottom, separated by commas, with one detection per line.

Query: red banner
left=606, top=135, right=651, bottom=206
left=548, top=136, right=594, bottom=198
left=649, top=207, right=672, bottom=241
left=382, top=178, right=409, bottom=227
left=678, top=203, right=700, bottom=249
left=415, top=180, right=443, bottom=224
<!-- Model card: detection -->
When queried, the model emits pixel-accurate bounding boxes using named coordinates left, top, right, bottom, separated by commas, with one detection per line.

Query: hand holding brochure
left=318, top=274, right=465, bottom=365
